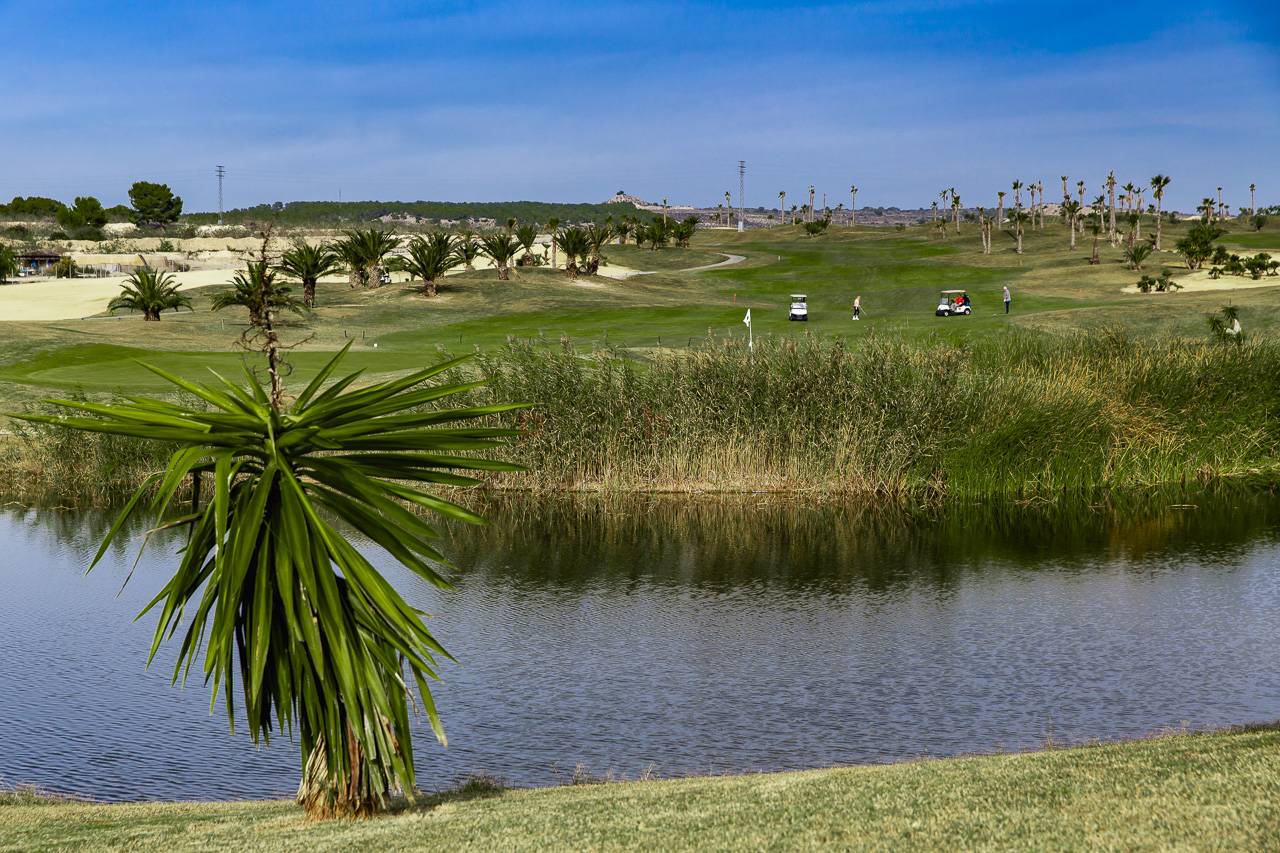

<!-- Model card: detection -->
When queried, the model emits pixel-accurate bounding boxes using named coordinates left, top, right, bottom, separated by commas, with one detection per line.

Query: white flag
left=743, top=308, right=751, bottom=326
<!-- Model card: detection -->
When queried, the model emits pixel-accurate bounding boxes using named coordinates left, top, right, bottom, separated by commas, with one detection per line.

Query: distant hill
left=185, top=200, right=639, bottom=227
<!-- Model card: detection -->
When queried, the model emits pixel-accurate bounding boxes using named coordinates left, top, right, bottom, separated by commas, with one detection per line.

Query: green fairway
left=1, top=219, right=1277, bottom=407
left=4, top=726, right=1278, bottom=851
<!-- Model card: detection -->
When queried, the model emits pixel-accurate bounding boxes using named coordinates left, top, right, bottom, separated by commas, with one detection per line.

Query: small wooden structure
left=17, top=249, right=61, bottom=276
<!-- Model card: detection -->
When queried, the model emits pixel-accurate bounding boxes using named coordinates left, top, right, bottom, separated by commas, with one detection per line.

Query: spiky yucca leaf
left=13, top=344, right=525, bottom=818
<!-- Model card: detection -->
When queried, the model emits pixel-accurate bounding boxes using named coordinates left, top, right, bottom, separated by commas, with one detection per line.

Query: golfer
left=1003, top=285, right=1011, bottom=314
left=852, top=294, right=862, bottom=320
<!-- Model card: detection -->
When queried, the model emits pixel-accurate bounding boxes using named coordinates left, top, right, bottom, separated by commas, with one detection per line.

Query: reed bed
left=3, top=332, right=1276, bottom=504
left=469, top=331, right=1280, bottom=498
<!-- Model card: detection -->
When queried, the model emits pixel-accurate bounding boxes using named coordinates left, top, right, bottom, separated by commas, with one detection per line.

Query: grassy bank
left=4, top=725, right=1278, bottom=850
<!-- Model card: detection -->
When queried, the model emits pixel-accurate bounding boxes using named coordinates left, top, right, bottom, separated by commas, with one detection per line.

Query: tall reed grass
left=468, top=331, right=1280, bottom=498
left=4, top=332, right=1276, bottom=504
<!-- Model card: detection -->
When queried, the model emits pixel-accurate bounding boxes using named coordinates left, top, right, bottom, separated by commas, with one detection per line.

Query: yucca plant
left=13, top=344, right=526, bottom=818
left=277, top=240, right=341, bottom=307
left=582, top=223, right=614, bottom=274
left=108, top=267, right=192, bottom=320
left=479, top=232, right=521, bottom=280
left=398, top=232, right=460, bottom=297
left=212, top=260, right=305, bottom=325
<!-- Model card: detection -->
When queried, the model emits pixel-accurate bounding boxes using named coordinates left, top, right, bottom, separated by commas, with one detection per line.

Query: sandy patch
left=1121, top=269, right=1280, bottom=294
left=0, top=270, right=235, bottom=322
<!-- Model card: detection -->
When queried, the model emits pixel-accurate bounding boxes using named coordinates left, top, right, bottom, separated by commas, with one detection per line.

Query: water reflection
left=1, top=488, right=1278, bottom=802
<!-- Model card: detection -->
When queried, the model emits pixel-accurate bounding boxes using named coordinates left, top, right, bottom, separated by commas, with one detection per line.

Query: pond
left=2, top=491, right=1279, bottom=801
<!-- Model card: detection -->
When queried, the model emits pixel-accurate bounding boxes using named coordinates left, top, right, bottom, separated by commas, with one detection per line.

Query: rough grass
left=3, top=726, right=1278, bottom=851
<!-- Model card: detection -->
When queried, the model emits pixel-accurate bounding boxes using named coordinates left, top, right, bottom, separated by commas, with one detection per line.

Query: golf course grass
left=3, top=725, right=1278, bottom=851
left=2, top=218, right=1277, bottom=405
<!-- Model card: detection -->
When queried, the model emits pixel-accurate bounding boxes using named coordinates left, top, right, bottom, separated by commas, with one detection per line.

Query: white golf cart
left=789, top=294, right=808, bottom=321
left=936, top=289, right=972, bottom=317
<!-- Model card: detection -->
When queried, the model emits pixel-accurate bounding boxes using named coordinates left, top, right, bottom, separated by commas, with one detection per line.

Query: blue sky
left=3, top=0, right=1277, bottom=212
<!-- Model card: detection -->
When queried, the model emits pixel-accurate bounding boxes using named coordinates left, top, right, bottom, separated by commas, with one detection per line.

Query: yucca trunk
left=297, top=731, right=382, bottom=820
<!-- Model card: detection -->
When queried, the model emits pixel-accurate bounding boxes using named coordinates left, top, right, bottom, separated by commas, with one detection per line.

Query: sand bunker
left=1121, top=269, right=1280, bottom=294
left=0, top=270, right=233, bottom=322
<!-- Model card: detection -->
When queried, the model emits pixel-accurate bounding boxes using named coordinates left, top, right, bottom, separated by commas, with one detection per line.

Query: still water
left=2, top=492, right=1279, bottom=801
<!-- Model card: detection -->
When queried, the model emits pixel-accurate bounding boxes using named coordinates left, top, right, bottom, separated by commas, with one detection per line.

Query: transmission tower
left=737, top=160, right=746, bottom=232
left=215, top=165, right=226, bottom=225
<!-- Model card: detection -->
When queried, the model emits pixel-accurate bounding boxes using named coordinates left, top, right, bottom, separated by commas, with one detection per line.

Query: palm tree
left=22, top=344, right=523, bottom=819
left=1088, top=213, right=1103, bottom=264
left=931, top=200, right=939, bottom=222
left=1008, top=206, right=1029, bottom=252
left=1122, top=182, right=1136, bottom=213
left=479, top=232, right=520, bottom=280
left=277, top=240, right=341, bottom=307
left=951, top=193, right=962, bottom=232
left=583, top=223, right=615, bottom=272
left=849, top=185, right=858, bottom=226
left=614, top=217, right=634, bottom=245
left=778, top=191, right=786, bottom=227
left=996, top=191, right=1005, bottom=228
left=724, top=191, right=732, bottom=227
left=807, top=186, right=816, bottom=223
left=1106, top=171, right=1117, bottom=244
left=456, top=232, right=482, bottom=271
left=545, top=217, right=560, bottom=269
left=1250, top=182, right=1257, bottom=217
left=1060, top=176, right=1069, bottom=203
left=1150, top=175, right=1171, bottom=250
left=213, top=261, right=304, bottom=324
left=513, top=224, right=538, bottom=266
left=334, top=229, right=401, bottom=288
left=671, top=217, right=696, bottom=248
left=505, top=217, right=517, bottom=233
left=108, top=267, right=192, bottom=320
left=1012, top=180, right=1023, bottom=211
left=1123, top=241, right=1153, bottom=270
left=1062, top=200, right=1081, bottom=250
left=556, top=226, right=593, bottom=277
left=399, top=233, right=459, bottom=296
left=1216, top=187, right=1223, bottom=222
left=1200, top=197, right=1216, bottom=223
left=0, top=246, right=17, bottom=282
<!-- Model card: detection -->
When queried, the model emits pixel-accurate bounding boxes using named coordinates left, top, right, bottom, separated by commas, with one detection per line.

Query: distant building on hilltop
left=606, top=191, right=651, bottom=206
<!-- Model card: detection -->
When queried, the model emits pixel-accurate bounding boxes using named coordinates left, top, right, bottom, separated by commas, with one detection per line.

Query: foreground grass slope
left=4, top=726, right=1278, bottom=851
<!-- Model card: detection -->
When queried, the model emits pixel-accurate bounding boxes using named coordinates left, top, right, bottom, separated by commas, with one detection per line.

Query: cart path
left=681, top=253, right=746, bottom=272
left=626, top=252, right=747, bottom=278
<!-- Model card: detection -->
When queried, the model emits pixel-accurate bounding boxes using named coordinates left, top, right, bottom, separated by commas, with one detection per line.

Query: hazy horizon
left=4, top=0, right=1278, bottom=214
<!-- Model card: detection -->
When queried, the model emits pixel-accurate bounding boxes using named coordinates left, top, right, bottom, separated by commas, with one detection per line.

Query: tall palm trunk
left=1107, top=171, right=1117, bottom=245
left=1154, top=197, right=1164, bottom=250
left=996, top=194, right=1004, bottom=230
left=304, top=278, right=317, bottom=307
left=1016, top=222, right=1023, bottom=254
left=1069, top=217, right=1077, bottom=250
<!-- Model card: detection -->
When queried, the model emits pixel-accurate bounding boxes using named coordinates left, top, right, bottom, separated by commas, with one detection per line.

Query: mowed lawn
left=3, top=726, right=1279, bottom=851
left=1, top=219, right=1277, bottom=406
